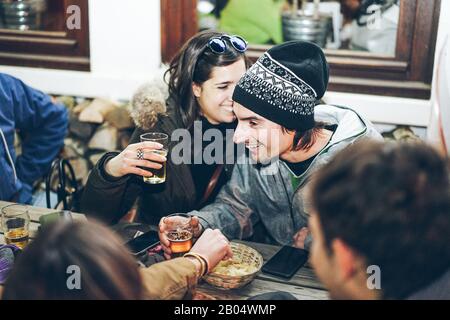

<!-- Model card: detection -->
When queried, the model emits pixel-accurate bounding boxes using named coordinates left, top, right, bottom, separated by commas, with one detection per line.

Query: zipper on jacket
left=0, top=128, right=17, bottom=182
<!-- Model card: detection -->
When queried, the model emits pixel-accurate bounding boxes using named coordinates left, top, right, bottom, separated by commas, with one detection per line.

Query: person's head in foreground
left=2, top=220, right=231, bottom=300
left=2, top=220, right=143, bottom=299
left=309, top=140, right=450, bottom=300
left=232, top=40, right=330, bottom=164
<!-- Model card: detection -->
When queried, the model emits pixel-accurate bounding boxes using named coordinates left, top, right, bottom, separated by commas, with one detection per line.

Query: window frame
left=0, top=0, right=90, bottom=71
left=160, top=0, right=441, bottom=99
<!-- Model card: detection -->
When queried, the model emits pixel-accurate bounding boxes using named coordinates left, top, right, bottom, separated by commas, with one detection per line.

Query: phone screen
left=262, top=246, right=309, bottom=279
left=125, top=231, right=160, bottom=255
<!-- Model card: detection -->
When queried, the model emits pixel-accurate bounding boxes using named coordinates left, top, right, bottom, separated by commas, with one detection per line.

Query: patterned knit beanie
left=233, top=41, right=329, bottom=130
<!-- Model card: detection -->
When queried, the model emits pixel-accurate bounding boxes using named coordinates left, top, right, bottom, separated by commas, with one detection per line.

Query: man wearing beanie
left=160, top=41, right=382, bottom=252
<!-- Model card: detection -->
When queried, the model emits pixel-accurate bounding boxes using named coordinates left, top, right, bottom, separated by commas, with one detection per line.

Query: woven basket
left=203, top=242, right=263, bottom=290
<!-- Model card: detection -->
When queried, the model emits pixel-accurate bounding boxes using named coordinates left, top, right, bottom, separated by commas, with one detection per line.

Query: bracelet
left=183, top=252, right=209, bottom=277
left=184, top=253, right=205, bottom=278
left=196, top=254, right=210, bottom=276
left=184, top=255, right=204, bottom=279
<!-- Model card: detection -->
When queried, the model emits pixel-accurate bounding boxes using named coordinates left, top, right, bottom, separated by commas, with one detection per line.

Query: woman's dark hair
left=2, top=220, right=142, bottom=300
left=165, top=30, right=250, bottom=130
left=213, top=0, right=229, bottom=18
left=310, top=140, right=450, bottom=299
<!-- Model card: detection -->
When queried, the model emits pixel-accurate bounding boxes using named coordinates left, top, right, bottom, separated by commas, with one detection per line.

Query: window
left=161, top=0, right=441, bottom=99
left=0, top=0, right=90, bottom=71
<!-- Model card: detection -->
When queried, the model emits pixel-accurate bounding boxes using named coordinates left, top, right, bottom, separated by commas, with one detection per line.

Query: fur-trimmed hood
left=130, top=78, right=170, bottom=131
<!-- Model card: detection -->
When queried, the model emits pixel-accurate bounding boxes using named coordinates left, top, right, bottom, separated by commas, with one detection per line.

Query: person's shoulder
left=0, top=72, right=17, bottom=82
left=0, top=74, right=28, bottom=109
left=407, top=269, right=450, bottom=300
left=0, top=73, right=23, bottom=89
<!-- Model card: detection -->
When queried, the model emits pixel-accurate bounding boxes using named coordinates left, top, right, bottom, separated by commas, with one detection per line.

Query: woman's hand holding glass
left=104, top=141, right=167, bottom=178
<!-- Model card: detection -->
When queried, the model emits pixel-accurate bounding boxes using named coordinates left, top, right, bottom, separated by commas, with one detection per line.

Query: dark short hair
left=310, top=140, right=450, bottom=299
left=282, top=121, right=326, bottom=151
left=2, top=220, right=142, bottom=300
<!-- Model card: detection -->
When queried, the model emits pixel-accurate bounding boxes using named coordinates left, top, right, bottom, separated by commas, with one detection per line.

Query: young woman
left=81, top=31, right=249, bottom=225
left=1, top=220, right=231, bottom=300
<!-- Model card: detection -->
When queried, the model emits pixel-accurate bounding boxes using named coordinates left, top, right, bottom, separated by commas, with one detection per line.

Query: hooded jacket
left=190, top=105, right=383, bottom=247
left=0, top=73, right=68, bottom=203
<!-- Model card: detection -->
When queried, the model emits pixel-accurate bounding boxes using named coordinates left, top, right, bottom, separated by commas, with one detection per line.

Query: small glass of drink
left=163, top=214, right=194, bottom=257
left=140, top=132, right=169, bottom=184
left=1, top=204, right=31, bottom=249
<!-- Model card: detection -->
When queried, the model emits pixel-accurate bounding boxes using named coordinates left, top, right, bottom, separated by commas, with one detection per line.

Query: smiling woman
left=80, top=30, right=250, bottom=226
left=168, top=31, right=250, bottom=130
left=193, top=58, right=247, bottom=125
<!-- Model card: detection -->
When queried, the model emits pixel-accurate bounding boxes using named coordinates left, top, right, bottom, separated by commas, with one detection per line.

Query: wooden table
left=0, top=201, right=328, bottom=300
left=196, top=240, right=329, bottom=300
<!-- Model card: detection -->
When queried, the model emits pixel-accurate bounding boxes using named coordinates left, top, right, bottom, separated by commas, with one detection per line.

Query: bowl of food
left=203, top=242, right=263, bottom=290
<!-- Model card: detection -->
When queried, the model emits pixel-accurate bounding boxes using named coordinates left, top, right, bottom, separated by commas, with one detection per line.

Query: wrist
left=184, top=252, right=209, bottom=277
left=184, top=256, right=203, bottom=279
left=194, top=223, right=204, bottom=238
left=104, top=158, right=120, bottom=178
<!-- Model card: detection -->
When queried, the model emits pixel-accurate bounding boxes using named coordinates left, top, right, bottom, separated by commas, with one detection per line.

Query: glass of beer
left=163, top=214, right=194, bottom=257
left=140, top=132, right=169, bottom=184
left=1, top=204, right=31, bottom=249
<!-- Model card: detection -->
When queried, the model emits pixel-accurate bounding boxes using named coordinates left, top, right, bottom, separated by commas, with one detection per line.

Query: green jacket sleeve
left=219, top=0, right=284, bottom=44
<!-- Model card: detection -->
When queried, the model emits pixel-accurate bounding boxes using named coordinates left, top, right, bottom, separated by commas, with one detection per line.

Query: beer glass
left=1, top=204, right=31, bottom=249
left=140, top=132, right=169, bottom=184
left=163, top=214, right=193, bottom=257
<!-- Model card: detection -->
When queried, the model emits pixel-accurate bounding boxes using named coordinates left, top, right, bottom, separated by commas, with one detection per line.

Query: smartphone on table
left=262, top=245, right=309, bottom=279
left=124, top=230, right=160, bottom=256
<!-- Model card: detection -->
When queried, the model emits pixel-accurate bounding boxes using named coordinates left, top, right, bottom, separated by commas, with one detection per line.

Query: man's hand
left=293, top=227, right=309, bottom=249
left=158, top=215, right=203, bottom=260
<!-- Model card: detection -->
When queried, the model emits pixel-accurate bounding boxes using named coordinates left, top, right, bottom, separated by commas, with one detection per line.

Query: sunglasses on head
left=207, top=35, right=248, bottom=54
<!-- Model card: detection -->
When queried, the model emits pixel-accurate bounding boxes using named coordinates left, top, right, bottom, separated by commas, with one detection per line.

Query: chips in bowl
left=203, top=242, right=263, bottom=290
left=212, top=259, right=258, bottom=277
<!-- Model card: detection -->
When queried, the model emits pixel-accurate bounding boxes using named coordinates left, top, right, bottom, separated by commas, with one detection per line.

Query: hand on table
left=293, top=227, right=309, bottom=250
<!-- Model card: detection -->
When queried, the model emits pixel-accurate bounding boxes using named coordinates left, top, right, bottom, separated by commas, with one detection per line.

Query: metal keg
left=0, top=0, right=47, bottom=31
left=282, top=12, right=332, bottom=48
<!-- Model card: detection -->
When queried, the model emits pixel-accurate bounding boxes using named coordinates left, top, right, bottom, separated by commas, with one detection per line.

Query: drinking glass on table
left=163, top=214, right=194, bottom=258
left=140, top=133, right=169, bottom=184
left=1, top=204, right=31, bottom=249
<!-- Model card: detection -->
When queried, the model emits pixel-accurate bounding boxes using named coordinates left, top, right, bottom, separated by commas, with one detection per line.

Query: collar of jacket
left=130, top=79, right=170, bottom=130
left=282, top=104, right=372, bottom=179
